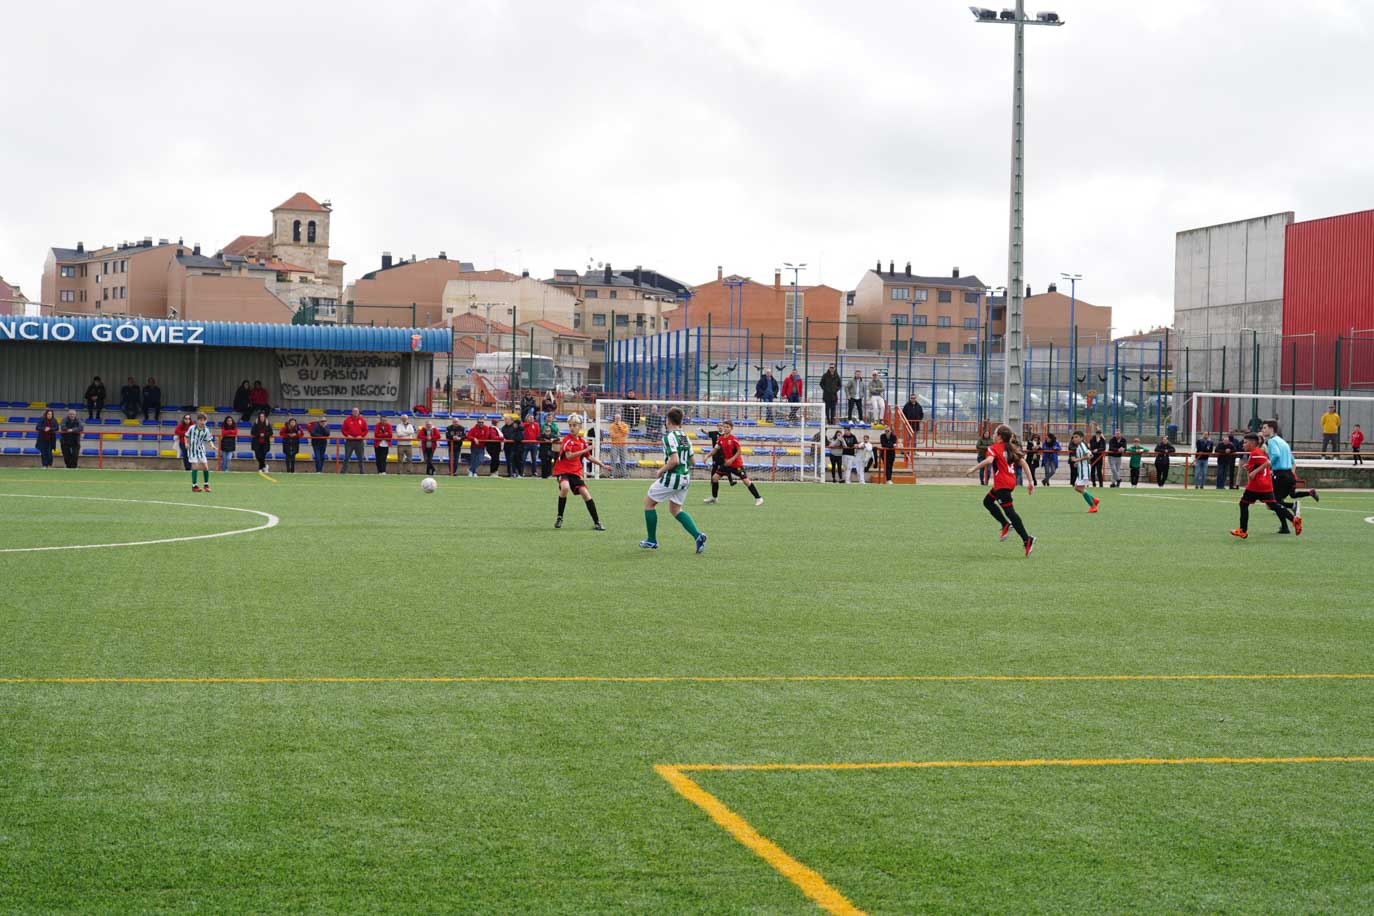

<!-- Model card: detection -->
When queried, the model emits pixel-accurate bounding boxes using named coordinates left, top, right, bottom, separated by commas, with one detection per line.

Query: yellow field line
left=655, top=764, right=865, bottom=916
left=1, top=672, right=1372, bottom=685
left=659, top=754, right=1374, bottom=915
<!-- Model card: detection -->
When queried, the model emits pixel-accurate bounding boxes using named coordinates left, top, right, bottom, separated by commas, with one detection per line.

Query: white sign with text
left=276, top=351, right=402, bottom=401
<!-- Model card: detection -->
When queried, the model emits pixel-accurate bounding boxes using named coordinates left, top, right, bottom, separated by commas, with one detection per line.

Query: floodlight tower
left=970, top=3, right=1065, bottom=431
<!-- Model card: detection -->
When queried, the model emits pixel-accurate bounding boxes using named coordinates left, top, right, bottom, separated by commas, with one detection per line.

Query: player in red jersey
left=551, top=414, right=611, bottom=530
left=966, top=424, right=1037, bottom=556
left=701, top=419, right=763, bottom=507
left=1231, top=432, right=1298, bottom=539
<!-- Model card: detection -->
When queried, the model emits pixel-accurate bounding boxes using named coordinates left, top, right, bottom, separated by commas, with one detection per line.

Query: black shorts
left=557, top=473, right=587, bottom=493
left=1272, top=469, right=1297, bottom=500
left=1240, top=488, right=1276, bottom=505
left=713, top=464, right=747, bottom=481
left=987, top=488, right=1015, bottom=509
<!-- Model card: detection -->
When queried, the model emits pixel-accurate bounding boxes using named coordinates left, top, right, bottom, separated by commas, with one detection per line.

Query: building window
left=609, top=290, right=618, bottom=300
left=890, top=313, right=908, bottom=325
left=292, top=220, right=301, bottom=242
left=891, top=339, right=907, bottom=352
left=963, top=343, right=978, bottom=354
left=964, top=291, right=979, bottom=304
left=937, top=316, right=951, bottom=328
left=120, top=259, right=127, bottom=272
left=79, top=290, right=87, bottom=302
left=307, top=221, right=316, bottom=243
left=591, top=339, right=606, bottom=352
left=616, top=314, right=628, bottom=328
left=785, top=291, right=805, bottom=329
left=59, top=290, right=75, bottom=303
left=937, top=342, right=951, bottom=354
left=592, top=313, right=606, bottom=328
left=913, top=289, right=928, bottom=302
left=963, top=318, right=978, bottom=329
left=120, top=286, right=126, bottom=299
left=938, top=290, right=952, bottom=303
left=60, top=266, right=76, bottom=278
left=103, top=288, right=109, bottom=301
left=912, top=340, right=927, bottom=354
left=890, top=287, right=910, bottom=301
left=991, top=307, right=1005, bottom=321
left=573, top=313, right=582, bottom=329
left=913, top=314, right=928, bottom=326
left=585, top=289, right=599, bottom=298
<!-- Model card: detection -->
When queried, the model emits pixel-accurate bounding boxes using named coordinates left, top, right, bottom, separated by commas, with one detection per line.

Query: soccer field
left=1, top=468, right=1371, bottom=913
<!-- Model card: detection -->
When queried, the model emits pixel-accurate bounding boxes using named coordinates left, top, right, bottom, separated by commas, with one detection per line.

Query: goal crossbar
left=1189, top=391, right=1374, bottom=449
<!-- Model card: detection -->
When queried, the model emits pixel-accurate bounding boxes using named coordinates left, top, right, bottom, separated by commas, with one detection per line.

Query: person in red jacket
left=418, top=420, right=441, bottom=475
left=467, top=418, right=491, bottom=477
left=279, top=418, right=303, bottom=473
left=1352, top=425, right=1365, bottom=465
left=780, top=369, right=803, bottom=422
left=521, top=415, right=542, bottom=477
left=340, top=408, right=368, bottom=474
left=248, top=380, right=271, bottom=420
left=173, top=413, right=193, bottom=471
left=373, top=416, right=394, bottom=474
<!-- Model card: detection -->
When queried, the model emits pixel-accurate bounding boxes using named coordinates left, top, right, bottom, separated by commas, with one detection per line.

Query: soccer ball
left=420, top=477, right=437, bottom=494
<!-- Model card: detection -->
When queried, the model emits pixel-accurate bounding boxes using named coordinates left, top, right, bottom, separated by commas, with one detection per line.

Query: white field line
left=0, top=493, right=279, bottom=552
left=1121, top=492, right=1374, bottom=515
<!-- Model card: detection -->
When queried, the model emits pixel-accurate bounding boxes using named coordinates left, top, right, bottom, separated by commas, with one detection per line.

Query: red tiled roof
left=273, top=192, right=326, bottom=212
left=328, top=259, right=346, bottom=265
left=451, top=312, right=515, bottom=334
left=522, top=319, right=588, bottom=338
left=222, top=234, right=266, bottom=256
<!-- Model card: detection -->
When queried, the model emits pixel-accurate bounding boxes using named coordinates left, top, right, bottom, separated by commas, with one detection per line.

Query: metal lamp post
left=783, top=262, right=807, bottom=370
left=1060, top=272, right=1081, bottom=424
left=971, top=3, right=1065, bottom=432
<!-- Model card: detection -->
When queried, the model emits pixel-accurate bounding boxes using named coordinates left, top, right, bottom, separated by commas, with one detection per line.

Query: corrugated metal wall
left=0, top=342, right=432, bottom=411
left=1282, top=209, right=1374, bottom=387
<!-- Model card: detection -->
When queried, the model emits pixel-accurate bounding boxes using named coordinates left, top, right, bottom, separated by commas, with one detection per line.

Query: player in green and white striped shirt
left=186, top=413, right=215, bottom=492
left=640, top=407, right=707, bottom=553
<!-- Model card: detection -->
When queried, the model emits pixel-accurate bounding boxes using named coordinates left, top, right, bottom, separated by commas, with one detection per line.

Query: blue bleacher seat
left=362, top=410, right=378, bottom=416
left=81, top=448, right=96, bottom=456
left=23, top=447, right=39, bottom=456
left=326, top=409, right=343, bottom=416
left=5, top=431, right=20, bottom=439
left=1, top=447, right=19, bottom=455
left=140, top=449, right=159, bottom=457
left=120, top=449, right=139, bottom=457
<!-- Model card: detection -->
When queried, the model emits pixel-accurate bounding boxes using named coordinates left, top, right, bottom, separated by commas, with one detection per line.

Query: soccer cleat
left=638, top=540, right=659, bottom=550
left=1309, top=490, right=1320, bottom=503
left=1024, top=536, right=1036, bottom=557
left=999, top=524, right=1010, bottom=542
left=593, top=522, right=606, bottom=531
left=191, top=485, right=202, bottom=492
left=695, top=532, right=708, bottom=554
left=1294, top=516, right=1303, bottom=536
left=554, top=517, right=563, bottom=529
left=1087, top=503, right=1099, bottom=514
left=1230, top=528, right=1248, bottom=539
left=202, top=485, right=211, bottom=492
left=702, top=497, right=717, bottom=504
left=754, top=497, right=764, bottom=507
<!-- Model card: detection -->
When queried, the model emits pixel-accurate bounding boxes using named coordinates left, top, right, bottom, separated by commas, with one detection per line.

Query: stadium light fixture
left=970, top=0, right=1066, bottom=432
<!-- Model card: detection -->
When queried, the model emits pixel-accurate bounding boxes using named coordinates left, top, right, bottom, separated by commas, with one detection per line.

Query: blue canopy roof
left=0, top=315, right=450, bottom=353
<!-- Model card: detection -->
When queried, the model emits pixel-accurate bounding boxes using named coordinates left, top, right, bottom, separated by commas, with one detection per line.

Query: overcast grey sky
left=2, top=0, right=1371, bottom=332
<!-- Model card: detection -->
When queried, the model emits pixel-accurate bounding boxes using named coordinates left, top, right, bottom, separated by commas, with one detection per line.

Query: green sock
left=675, top=511, right=702, bottom=539
left=203, top=470, right=210, bottom=484
left=191, top=470, right=198, bottom=485
left=1082, top=489, right=1095, bottom=506
left=644, top=509, right=658, bottom=541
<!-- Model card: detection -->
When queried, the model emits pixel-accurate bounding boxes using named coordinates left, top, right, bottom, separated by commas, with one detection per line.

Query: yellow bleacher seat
left=159, top=450, right=178, bottom=458
left=103, top=433, right=122, bottom=440
left=198, top=406, right=214, bottom=413
left=29, top=402, right=47, bottom=409
left=122, top=419, right=141, bottom=425
left=786, top=447, right=801, bottom=456
left=307, top=408, right=325, bottom=415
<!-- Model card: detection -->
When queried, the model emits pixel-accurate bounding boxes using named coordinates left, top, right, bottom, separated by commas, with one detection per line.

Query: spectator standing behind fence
left=419, top=420, right=440, bottom=475
left=1352, top=425, right=1364, bottom=465
left=394, top=414, right=416, bottom=474
left=218, top=416, right=238, bottom=472
left=819, top=364, right=841, bottom=425
left=1320, top=404, right=1341, bottom=457
left=844, top=371, right=864, bottom=422
left=142, top=377, right=162, bottom=421
left=1041, top=433, right=1060, bottom=485
left=755, top=370, right=778, bottom=422
left=373, top=416, right=394, bottom=474
left=826, top=429, right=844, bottom=482
left=485, top=420, right=505, bottom=474
left=622, top=391, right=640, bottom=429
left=521, top=394, right=537, bottom=421
left=250, top=412, right=272, bottom=472
left=522, top=414, right=542, bottom=477
left=541, top=390, right=556, bottom=418
left=248, top=381, right=271, bottom=420
left=841, top=428, right=863, bottom=483
left=1026, top=433, right=1041, bottom=481
left=540, top=414, right=559, bottom=478
left=1224, top=431, right=1243, bottom=488
left=341, top=408, right=368, bottom=474
left=902, top=392, right=924, bottom=436
left=1107, top=430, right=1126, bottom=487
left=309, top=417, right=331, bottom=473
left=84, top=376, right=106, bottom=420
left=59, top=409, right=83, bottom=468
left=467, top=418, right=490, bottom=477
left=782, top=370, right=803, bottom=422
left=444, top=418, right=466, bottom=476
left=1153, top=436, right=1176, bottom=486
left=34, top=409, right=58, bottom=468
left=1213, top=433, right=1234, bottom=489
left=867, top=372, right=885, bottom=423
left=1193, top=431, right=1213, bottom=490
left=608, top=414, right=629, bottom=479
left=1088, top=429, right=1107, bottom=488
left=1127, top=438, right=1146, bottom=486
left=233, top=380, right=252, bottom=421
left=879, top=427, right=898, bottom=484
left=173, top=413, right=193, bottom=471
left=975, top=426, right=993, bottom=485
left=280, top=418, right=303, bottom=473
left=502, top=416, right=523, bottom=477
left=119, top=376, right=141, bottom=419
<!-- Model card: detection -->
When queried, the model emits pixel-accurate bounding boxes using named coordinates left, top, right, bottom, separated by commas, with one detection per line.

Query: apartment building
left=346, top=252, right=475, bottom=327
left=661, top=266, right=845, bottom=355
left=850, top=261, right=997, bottom=356
left=1021, top=283, right=1113, bottom=347
left=1, top=274, right=29, bottom=315
left=441, top=269, right=577, bottom=329
left=545, top=264, right=689, bottom=383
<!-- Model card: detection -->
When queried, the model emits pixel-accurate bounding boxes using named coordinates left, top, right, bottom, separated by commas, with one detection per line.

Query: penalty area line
left=1, top=673, right=1372, bottom=685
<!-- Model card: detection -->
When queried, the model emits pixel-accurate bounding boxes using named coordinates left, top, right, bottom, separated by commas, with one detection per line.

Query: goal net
left=592, top=399, right=826, bottom=482
left=1189, top=391, right=1374, bottom=461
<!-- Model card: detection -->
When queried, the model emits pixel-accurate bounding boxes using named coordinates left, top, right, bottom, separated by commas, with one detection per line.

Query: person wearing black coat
left=1088, top=431, right=1107, bottom=488
left=502, top=418, right=524, bottom=477
left=84, top=377, right=106, bottom=420
left=901, top=393, right=925, bottom=434
left=879, top=428, right=899, bottom=483
left=445, top=420, right=466, bottom=476
left=1153, top=436, right=1176, bottom=486
left=35, top=409, right=59, bottom=468
left=59, top=410, right=84, bottom=467
left=233, top=380, right=253, bottom=422
left=119, top=376, right=141, bottom=419
left=141, top=377, right=162, bottom=422
left=308, top=418, right=331, bottom=473
left=250, top=413, right=273, bottom=471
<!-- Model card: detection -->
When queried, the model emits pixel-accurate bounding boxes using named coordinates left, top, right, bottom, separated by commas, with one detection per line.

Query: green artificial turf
left=1, top=468, right=1371, bottom=913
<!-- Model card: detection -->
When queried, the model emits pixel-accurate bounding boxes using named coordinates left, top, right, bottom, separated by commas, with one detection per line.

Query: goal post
left=1189, top=391, right=1374, bottom=459
left=591, top=399, right=827, bottom=482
